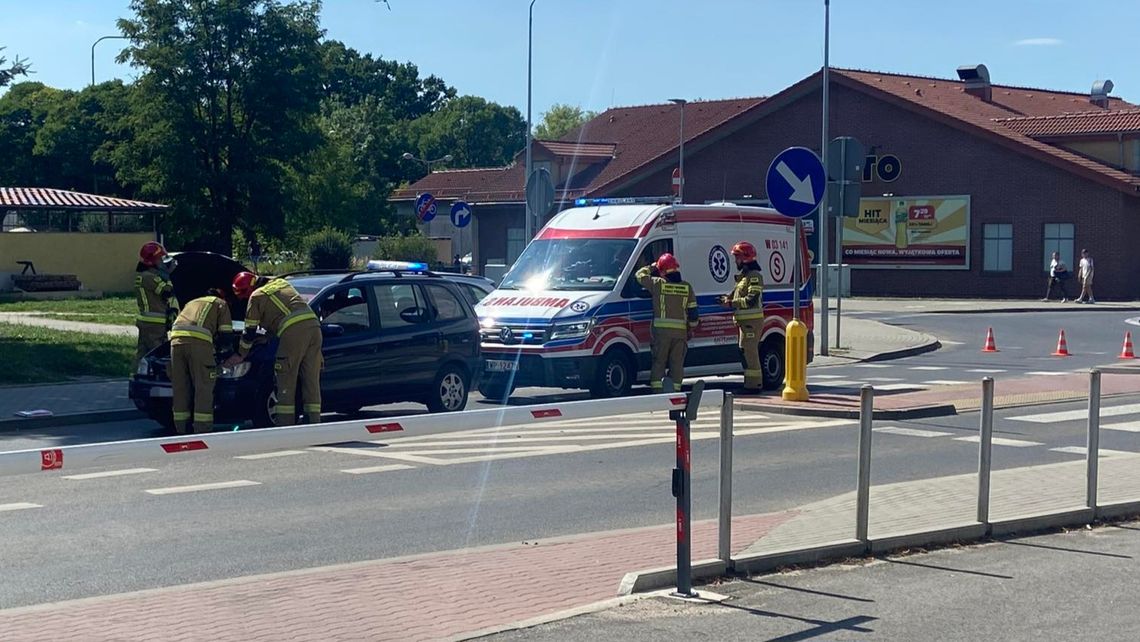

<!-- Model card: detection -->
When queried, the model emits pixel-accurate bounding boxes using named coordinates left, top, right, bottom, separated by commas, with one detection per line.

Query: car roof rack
left=338, top=269, right=443, bottom=284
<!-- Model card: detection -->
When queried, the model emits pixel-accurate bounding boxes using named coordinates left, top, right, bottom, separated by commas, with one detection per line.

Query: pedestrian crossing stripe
left=909, top=366, right=948, bottom=371
left=1103, top=421, right=1140, bottom=433
left=954, top=435, right=1042, bottom=448
left=1009, top=403, right=1140, bottom=424
left=1048, top=446, right=1136, bottom=457
left=873, top=426, right=953, bottom=438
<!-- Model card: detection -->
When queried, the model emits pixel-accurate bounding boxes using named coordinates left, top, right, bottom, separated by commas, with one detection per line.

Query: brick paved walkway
left=0, top=513, right=791, bottom=642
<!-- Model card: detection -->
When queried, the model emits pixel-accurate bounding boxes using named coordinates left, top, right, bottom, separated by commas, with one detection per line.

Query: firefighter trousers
left=170, top=338, right=216, bottom=434
left=650, top=328, right=689, bottom=391
left=136, top=322, right=168, bottom=361
left=737, top=319, right=763, bottom=391
left=275, top=322, right=323, bottom=425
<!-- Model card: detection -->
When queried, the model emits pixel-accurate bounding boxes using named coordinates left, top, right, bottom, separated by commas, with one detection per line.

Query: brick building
left=391, top=65, right=1140, bottom=300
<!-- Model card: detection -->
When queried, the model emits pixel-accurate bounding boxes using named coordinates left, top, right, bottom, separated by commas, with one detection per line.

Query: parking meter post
left=781, top=320, right=809, bottom=401
left=669, top=381, right=703, bottom=598
left=977, top=377, right=994, bottom=524
left=855, top=384, right=874, bottom=542
left=1087, top=368, right=1101, bottom=509
left=718, top=391, right=734, bottom=563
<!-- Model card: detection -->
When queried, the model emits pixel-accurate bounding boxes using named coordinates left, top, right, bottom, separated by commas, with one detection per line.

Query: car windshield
left=287, top=275, right=344, bottom=302
left=498, top=239, right=636, bottom=291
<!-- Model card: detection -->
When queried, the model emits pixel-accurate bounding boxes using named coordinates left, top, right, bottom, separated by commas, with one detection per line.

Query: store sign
left=862, top=154, right=902, bottom=182
left=841, top=195, right=970, bottom=269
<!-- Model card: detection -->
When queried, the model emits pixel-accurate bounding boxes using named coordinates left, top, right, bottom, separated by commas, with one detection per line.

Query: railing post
left=718, top=392, right=734, bottom=564
left=855, top=384, right=874, bottom=543
left=671, top=381, right=704, bottom=598
left=1087, top=368, right=1101, bottom=510
left=977, top=377, right=994, bottom=525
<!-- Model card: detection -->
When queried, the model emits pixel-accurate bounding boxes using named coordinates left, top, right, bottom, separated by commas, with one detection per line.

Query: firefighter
left=719, top=241, right=765, bottom=393
left=134, top=241, right=177, bottom=361
left=636, top=253, right=699, bottom=392
left=225, top=272, right=323, bottom=425
left=169, top=290, right=232, bottom=434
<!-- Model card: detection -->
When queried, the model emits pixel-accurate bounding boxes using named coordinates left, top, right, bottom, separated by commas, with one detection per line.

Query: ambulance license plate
left=485, top=359, right=519, bottom=373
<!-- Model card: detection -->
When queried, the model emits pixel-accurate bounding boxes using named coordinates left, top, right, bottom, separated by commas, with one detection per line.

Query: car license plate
left=150, top=387, right=174, bottom=398
left=485, top=359, right=519, bottom=373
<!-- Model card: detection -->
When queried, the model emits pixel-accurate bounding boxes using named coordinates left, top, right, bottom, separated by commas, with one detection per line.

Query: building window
left=507, top=227, right=526, bottom=265
left=1042, top=223, right=1074, bottom=272
left=982, top=224, right=1012, bottom=272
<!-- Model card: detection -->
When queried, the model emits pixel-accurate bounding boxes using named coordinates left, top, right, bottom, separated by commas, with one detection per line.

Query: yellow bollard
left=782, top=319, right=809, bottom=401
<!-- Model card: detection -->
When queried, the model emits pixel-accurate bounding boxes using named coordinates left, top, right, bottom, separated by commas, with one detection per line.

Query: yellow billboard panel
left=841, top=195, right=970, bottom=269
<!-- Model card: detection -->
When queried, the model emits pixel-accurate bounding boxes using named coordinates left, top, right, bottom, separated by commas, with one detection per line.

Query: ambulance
left=474, top=197, right=814, bottom=400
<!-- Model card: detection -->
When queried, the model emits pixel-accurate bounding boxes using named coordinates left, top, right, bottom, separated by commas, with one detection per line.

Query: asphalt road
left=2, top=392, right=1139, bottom=609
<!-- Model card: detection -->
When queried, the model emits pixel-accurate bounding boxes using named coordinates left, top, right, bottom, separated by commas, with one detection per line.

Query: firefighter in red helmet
left=134, top=241, right=177, bottom=361
left=635, top=253, right=699, bottom=392
left=719, top=241, right=765, bottom=393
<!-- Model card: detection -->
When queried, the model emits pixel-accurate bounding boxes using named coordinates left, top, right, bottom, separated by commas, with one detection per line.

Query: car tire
left=253, top=387, right=279, bottom=428
left=477, top=379, right=514, bottom=404
left=427, top=364, right=469, bottom=413
left=761, top=336, right=786, bottom=391
left=590, top=349, right=633, bottom=399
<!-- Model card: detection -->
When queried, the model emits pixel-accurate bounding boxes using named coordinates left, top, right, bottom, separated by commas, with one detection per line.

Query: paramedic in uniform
left=226, top=272, right=323, bottom=425
left=169, top=290, right=232, bottom=434
left=719, top=242, right=765, bottom=393
left=134, top=241, right=177, bottom=361
left=636, top=253, right=699, bottom=392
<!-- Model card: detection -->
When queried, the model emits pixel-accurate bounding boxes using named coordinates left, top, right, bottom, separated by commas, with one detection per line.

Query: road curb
left=861, top=338, right=942, bottom=362
left=0, top=409, right=143, bottom=433
left=926, top=305, right=1140, bottom=314
left=740, top=402, right=957, bottom=420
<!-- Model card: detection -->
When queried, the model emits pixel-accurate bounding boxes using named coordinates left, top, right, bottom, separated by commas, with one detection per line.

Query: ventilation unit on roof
left=1091, top=79, right=1114, bottom=108
left=957, top=64, right=992, bottom=102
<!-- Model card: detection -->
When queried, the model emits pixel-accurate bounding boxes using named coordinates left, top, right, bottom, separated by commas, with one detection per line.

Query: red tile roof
left=0, top=188, right=168, bottom=211
left=994, top=109, right=1140, bottom=138
left=535, top=140, right=616, bottom=159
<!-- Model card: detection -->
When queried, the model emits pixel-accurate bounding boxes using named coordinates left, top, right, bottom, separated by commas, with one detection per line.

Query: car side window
left=623, top=239, right=675, bottom=299
left=319, top=287, right=372, bottom=333
left=425, top=284, right=467, bottom=321
left=460, top=283, right=489, bottom=305
left=374, top=283, right=427, bottom=329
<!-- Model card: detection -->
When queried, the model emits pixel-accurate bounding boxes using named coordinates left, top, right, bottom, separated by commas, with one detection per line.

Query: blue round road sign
left=450, top=201, right=472, bottom=228
left=765, top=147, right=826, bottom=219
left=415, top=193, right=437, bottom=223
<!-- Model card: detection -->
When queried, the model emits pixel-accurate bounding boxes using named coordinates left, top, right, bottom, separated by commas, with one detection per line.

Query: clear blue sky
left=4, top=0, right=1138, bottom=119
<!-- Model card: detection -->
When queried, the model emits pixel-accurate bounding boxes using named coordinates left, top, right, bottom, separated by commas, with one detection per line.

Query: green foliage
left=405, top=95, right=526, bottom=174
left=0, top=47, right=30, bottom=88
left=304, top=228, right=354, bottom=270
left=534, top=103, right=597, bottom=140
left=373, top=234, right=438, bottom=264
left=0, top=323, right=135, bottom=384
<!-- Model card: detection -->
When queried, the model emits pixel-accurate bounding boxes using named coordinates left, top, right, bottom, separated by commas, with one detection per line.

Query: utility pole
left=524, top=0, right=536, bottom=240
left=818, top=0, right=831, bottom=356
left=669, top=98, right=687, bottom=203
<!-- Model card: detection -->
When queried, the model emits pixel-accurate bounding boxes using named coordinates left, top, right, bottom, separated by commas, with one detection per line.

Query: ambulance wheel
left=478, top=379, right=514, bottom=403
left=590, top=350, right=633, bottom=398
left=427, top=364, right=469, bottom=413
left=761, top=336, right=785, bottom=391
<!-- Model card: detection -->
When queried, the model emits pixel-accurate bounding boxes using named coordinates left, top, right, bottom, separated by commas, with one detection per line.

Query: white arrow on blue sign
left=765, top=147, right=826, bottom=219
left=450, top=201, right=472, bottom=228
left=415, top=193, right=437, bottom=223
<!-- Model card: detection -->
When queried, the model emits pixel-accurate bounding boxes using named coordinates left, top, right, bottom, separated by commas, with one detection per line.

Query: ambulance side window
left=623, top=239, right=674, bottom=299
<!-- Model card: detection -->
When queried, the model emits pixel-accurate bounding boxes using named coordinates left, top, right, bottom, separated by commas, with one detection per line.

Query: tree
left=35, top=81, right=136, bottom=197
left=319, top=40, right=453, bottom=118
left=114, top=0, right=325, bottom=253
left=0, top=47, right=30, bottom=88
left=406, top=95, right=526, bottom=173
left=534, top=103, right=596, bottom=140
left=0, top=82, right=66, bottom=187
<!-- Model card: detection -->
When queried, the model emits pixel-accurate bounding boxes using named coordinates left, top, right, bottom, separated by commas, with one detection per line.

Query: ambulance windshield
left=499, top=239, right=637, bottom=291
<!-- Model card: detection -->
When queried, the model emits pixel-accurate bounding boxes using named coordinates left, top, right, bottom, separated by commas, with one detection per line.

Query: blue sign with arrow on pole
left=450, top=201, right=472, bottom=228
left=765, top=147, right=826, bottom=219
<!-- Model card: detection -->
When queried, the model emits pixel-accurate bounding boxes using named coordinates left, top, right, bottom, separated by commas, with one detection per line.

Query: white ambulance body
left=474, top=198, right=814, bottom=399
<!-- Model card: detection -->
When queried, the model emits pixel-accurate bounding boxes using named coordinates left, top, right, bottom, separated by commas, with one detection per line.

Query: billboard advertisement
left=841, top=195, right=970, bottom=269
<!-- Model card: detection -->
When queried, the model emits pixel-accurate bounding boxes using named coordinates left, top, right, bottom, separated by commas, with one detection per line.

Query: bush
left=372, top=234, right=438, bottom=264
left=303, top=228, right=354, bottom=270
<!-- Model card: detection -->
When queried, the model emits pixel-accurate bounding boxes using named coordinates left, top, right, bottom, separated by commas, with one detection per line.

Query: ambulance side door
left=621, top=238, right=674, bottom=373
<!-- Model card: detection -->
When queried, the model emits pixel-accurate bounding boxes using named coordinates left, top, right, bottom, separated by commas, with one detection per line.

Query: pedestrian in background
left=1043, top=251, right=1071, bottom=302
left=1075, top=248, right=1096, bottom=304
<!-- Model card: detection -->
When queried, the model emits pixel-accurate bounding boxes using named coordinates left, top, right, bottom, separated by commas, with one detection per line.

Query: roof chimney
left=1090, top=79, right=1114, bottom=108
left=957, top=64, right=991, bottom=102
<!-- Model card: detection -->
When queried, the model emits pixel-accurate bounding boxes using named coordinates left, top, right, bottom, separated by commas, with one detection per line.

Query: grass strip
left=0, top=323, right=134, bottom=384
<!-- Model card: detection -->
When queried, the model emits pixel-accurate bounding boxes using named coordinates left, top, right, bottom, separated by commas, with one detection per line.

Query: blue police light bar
left=574, top=196, right=675, bottom=207
left=366, top=260, right=429, bottom=272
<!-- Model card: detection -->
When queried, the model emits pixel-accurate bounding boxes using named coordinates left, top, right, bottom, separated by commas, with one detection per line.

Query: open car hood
left=169, top=252, right=249, bottom=320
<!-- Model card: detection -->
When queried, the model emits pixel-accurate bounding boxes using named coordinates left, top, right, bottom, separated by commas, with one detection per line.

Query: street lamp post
left=669, top=98, right=686, bottom=203
left=819, top=0, right=831, bottom=356
left=91, top=35, right=128, bottom=86
left=524, top=0, right=536, bottom=241
left=402, top=152, right=454, bottom=172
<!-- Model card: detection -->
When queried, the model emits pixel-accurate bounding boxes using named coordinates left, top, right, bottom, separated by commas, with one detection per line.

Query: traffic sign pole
left=793, top=219, right=801, bottom=321
left=819, top=0, right=831, bottom=357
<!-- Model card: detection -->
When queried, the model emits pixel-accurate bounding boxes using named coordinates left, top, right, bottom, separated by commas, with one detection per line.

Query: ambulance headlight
left=218, top=362, right=251, bottom=379
left=550, top=319, right=595, bottom=340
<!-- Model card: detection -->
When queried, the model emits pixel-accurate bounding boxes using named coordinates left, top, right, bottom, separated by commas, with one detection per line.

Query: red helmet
left=139, top=242, right=167, bottom=267
left=655, top=253, right=680, bottom=275
left=731, top=241, right=757, bottom=262
left=232, top=272, right=258, bottom=299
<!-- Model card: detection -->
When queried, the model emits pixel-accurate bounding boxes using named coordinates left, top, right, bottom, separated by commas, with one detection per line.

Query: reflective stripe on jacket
left=636, top=266, right=699, bottom=330
left=731, top=268, right=764, bottom=322
left=135, top=269, right=173, bottom=324
left=170, top=296, right=232, bottom=343
left=240, top=279, right=317, bottom=354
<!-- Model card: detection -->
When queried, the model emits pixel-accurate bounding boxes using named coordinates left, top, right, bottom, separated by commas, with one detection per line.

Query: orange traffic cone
left=1052, top=329, right=1071, bottom=357
left=1121, top=332, right=1136, bottom=360
left=982, top=327, right=999, bottom=353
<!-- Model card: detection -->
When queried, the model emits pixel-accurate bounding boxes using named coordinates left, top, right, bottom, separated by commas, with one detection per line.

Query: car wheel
left=427, top=364, right=469, bottom=413
left=477, top=378, right=514, bottom=404
left=253, top=387, right=279, bottom=428
left=590, top=349, right=633, bottom=398
left=761, top=336, right=786, bottom=391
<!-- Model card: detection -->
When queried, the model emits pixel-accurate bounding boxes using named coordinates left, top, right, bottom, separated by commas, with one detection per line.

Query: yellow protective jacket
left=135, top=268, right=174, bottom=326
left=636, top=266, right=699, bottom=331
left=729, top=267, right=764, bottom=323
left=169, top=296, right=233, bottom=344
left=239, top=278, right=319, bottom=356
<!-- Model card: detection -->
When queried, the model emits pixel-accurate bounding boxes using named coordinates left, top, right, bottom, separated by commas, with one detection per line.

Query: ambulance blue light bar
left=573, top=196, right=676, bottom=207
left=366, top=260, right=429, bottom=272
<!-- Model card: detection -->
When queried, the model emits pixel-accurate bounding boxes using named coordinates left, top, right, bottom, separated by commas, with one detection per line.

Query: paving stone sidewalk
left=0, top=380, right=132, bottom=421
